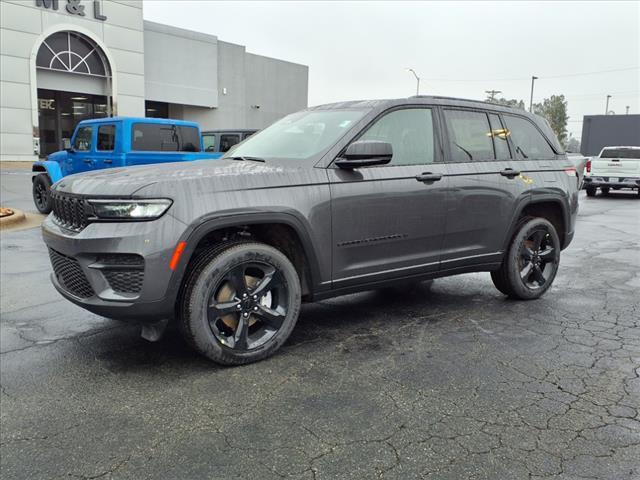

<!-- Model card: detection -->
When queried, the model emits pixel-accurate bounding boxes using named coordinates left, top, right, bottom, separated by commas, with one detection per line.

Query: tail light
left=586, top=159, right=591, bottom=173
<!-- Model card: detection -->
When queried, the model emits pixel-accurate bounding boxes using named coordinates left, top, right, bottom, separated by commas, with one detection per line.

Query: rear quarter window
left=132, top=124, right=201, bottom=152
left=503, top=115, right=556, bottom=160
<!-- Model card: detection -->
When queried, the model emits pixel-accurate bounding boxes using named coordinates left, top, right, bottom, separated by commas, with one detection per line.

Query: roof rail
left=409, top=95, right=519, bottom=109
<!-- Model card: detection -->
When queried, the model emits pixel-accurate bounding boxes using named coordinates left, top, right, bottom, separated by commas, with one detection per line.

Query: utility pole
left=529, top=76, right=538, bottom=112
left=406, top=68, right=420, bottom=96
left=625, top=105, right=630, bottom=115
left=605, top=95, right=611, bottom=115
left=485, top=89, right=502, bottom=102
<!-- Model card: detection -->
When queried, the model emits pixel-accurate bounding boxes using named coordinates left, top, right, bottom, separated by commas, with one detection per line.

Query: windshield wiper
left=454, top=143, right=473, bottom=160
left=228, top=156, right=265, bottom=163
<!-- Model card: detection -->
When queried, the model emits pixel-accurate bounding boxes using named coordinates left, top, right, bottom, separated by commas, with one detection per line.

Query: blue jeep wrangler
left=32, top=117, right=222, bottom=213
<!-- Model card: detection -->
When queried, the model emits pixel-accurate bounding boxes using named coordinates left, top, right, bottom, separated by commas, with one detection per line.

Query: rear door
left=440, top=108, right=529, bottom=269
left=93, top=123, right=123, bottom=169
left=328, top=106, right=449, bottom=287
left=592, top=147, right=640, bottom=179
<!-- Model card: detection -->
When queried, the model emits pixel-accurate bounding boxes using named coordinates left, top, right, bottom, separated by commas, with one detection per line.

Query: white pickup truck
left=584, top=146, right=640, bottom=197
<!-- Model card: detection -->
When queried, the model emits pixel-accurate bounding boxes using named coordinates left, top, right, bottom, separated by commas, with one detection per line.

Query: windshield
left=225, top=109, right=367, bottom=160
left=601, top=148, right=640, bottom=159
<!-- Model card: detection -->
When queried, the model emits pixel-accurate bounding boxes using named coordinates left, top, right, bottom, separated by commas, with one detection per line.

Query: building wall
left=581, top=115, right=640, bottom=156
left=0, top=0, right=146, bottom=162
left=181, top=41, right=309, bottom=130
left=143, top=21, right=218, bottom=108
left=0, top=0, right=308, bottom=162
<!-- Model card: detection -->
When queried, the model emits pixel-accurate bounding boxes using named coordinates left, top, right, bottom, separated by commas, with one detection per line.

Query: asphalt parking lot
left=1, top=168, right=639, bottom=480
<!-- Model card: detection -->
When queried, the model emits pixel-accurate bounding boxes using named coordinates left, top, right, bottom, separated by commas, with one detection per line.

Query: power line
left=423, top=66, right=639, bottom=83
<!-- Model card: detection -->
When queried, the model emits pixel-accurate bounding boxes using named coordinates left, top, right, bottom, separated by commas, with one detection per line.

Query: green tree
left=533, top=95, right=569, bottom=145
left=486, top=97, right=526, bottom=109
left=565, top=135, right=581, bottom=153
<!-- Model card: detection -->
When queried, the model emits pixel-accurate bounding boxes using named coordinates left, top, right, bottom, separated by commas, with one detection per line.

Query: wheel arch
left=32, top=161, right=63, bottom=184
left=171, top=212, right=323, bottom=303
left=503, top=195, right=570, bottom=251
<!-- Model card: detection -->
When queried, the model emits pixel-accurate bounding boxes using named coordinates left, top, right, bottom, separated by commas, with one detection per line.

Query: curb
left=0, top=208, right=26, bottom=228
left=0, top=208, right=45, bottom=232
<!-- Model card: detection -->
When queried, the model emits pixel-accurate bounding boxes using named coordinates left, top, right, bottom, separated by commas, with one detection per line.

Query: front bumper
left=583, top=176, right=640, bottom=189
left=42, top=213, right=186, bottom=322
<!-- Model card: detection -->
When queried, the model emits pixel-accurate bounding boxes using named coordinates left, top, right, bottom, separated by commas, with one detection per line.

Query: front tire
left=179, top=242, right=301, bottom=365
left=491, top=218, right=560, bottom=300
left=32, top=174, right=52, bottom=214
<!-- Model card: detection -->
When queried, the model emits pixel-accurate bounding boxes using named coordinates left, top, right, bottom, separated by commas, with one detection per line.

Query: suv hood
left=54, top=159, right=306, bottom=197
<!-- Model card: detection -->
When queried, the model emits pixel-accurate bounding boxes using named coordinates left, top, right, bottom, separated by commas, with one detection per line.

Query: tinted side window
left=74, top=126, right=93, bottom=151
left=358, top=108, right=435, bottom=165
left=131, top=124, right=201, bottom=152
left=242, top=132, right=255, bottom=140
left=132, top=124, right=178, bottom=151
left=202, top=134, right=216, bottom=152
left=178, top=126, right=200, bottom=152
left=443, top=110, right=493, bottom=162
left=503, top=115, right=555, bottom=159
left=488, top=114, right=511, bottom=160
left=220, top=134, right=240, bottom=153
left=97, top=124, right=115, bottom=151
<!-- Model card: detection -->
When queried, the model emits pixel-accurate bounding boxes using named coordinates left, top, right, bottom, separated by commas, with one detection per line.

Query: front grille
left=48, top=248, right=95, bottom=298
left=104, top=270, right=144, bottom=294
left=51, top=191, right=88, bottom=232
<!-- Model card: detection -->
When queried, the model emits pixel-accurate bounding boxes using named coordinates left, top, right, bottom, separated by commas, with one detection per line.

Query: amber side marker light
left=169, top=241, right=187, bottom=271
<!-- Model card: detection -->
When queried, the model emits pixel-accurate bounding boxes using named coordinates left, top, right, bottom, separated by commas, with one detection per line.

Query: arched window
left=36, top=31, right=109, bottom=77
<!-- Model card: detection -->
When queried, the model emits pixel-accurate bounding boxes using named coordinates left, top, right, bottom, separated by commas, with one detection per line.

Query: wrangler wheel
left=32, top=174, right=52, bottom=214
left=179, top=242, right=301, bottom=365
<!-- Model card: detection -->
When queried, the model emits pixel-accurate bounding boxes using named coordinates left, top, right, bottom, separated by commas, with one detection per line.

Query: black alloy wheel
left=518, top=227, right=558, bottom=291
left=207, top=262, right=288, bottom=351
left=491, top=217, right=560, bottom=300
left=180, top=241, right=301, bottom=365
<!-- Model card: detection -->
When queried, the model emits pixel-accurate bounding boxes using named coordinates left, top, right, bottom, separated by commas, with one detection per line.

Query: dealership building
left=0, top=0, right=309, bottom=161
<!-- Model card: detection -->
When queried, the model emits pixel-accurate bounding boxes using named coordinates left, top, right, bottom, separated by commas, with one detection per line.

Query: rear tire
left=179, top=242, right=301, bottom=365
left=32, top=174, right=52, bottom=214
left=601, top=187, right=610, bottom=196
left=585, top=185, right=597, bottom=197
left=491, top=217, right=560, bottom=300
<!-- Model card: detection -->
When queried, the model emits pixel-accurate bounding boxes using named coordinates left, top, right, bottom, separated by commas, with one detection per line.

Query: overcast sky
left=144, top=1, right=640, bottom=140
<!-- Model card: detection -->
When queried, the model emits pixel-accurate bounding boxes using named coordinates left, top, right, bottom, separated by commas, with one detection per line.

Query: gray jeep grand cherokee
left=42, top=96, right=580, bottom=365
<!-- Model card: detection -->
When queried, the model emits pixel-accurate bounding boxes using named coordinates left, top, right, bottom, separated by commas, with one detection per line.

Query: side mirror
left=335, top=140, right=392, bottom=169
left=62, top=138, right=72, bottom=151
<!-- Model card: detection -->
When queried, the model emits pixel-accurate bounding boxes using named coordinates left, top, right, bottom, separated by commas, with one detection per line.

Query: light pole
left=605, top=95, right=611, bottom=115
left=529, top=76, right=538, bottom=112
left=625, top=105, right=630, bottom=115
left=406, top=68, right=420, bottom=96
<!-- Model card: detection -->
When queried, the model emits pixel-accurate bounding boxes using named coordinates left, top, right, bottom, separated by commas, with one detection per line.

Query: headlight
left=88, top=199, right=172, bottom=220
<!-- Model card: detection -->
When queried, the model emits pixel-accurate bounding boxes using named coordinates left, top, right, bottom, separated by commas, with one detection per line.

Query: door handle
left=83, top=159, right=93, bottom=164
left=103, top=159, right=112, bottom=164
left=500, top=168, right=520, bottom=178
left=416, top=172, right=443, bottom=183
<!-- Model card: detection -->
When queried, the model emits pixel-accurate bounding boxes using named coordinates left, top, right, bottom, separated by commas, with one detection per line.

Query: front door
left=328, top=107, right=449, bottom=288
left=69, top=125, right=96, bottom=174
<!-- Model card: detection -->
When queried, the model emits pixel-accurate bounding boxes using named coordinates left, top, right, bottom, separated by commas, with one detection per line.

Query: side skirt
left=309, top=262, right=503, bottom=302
